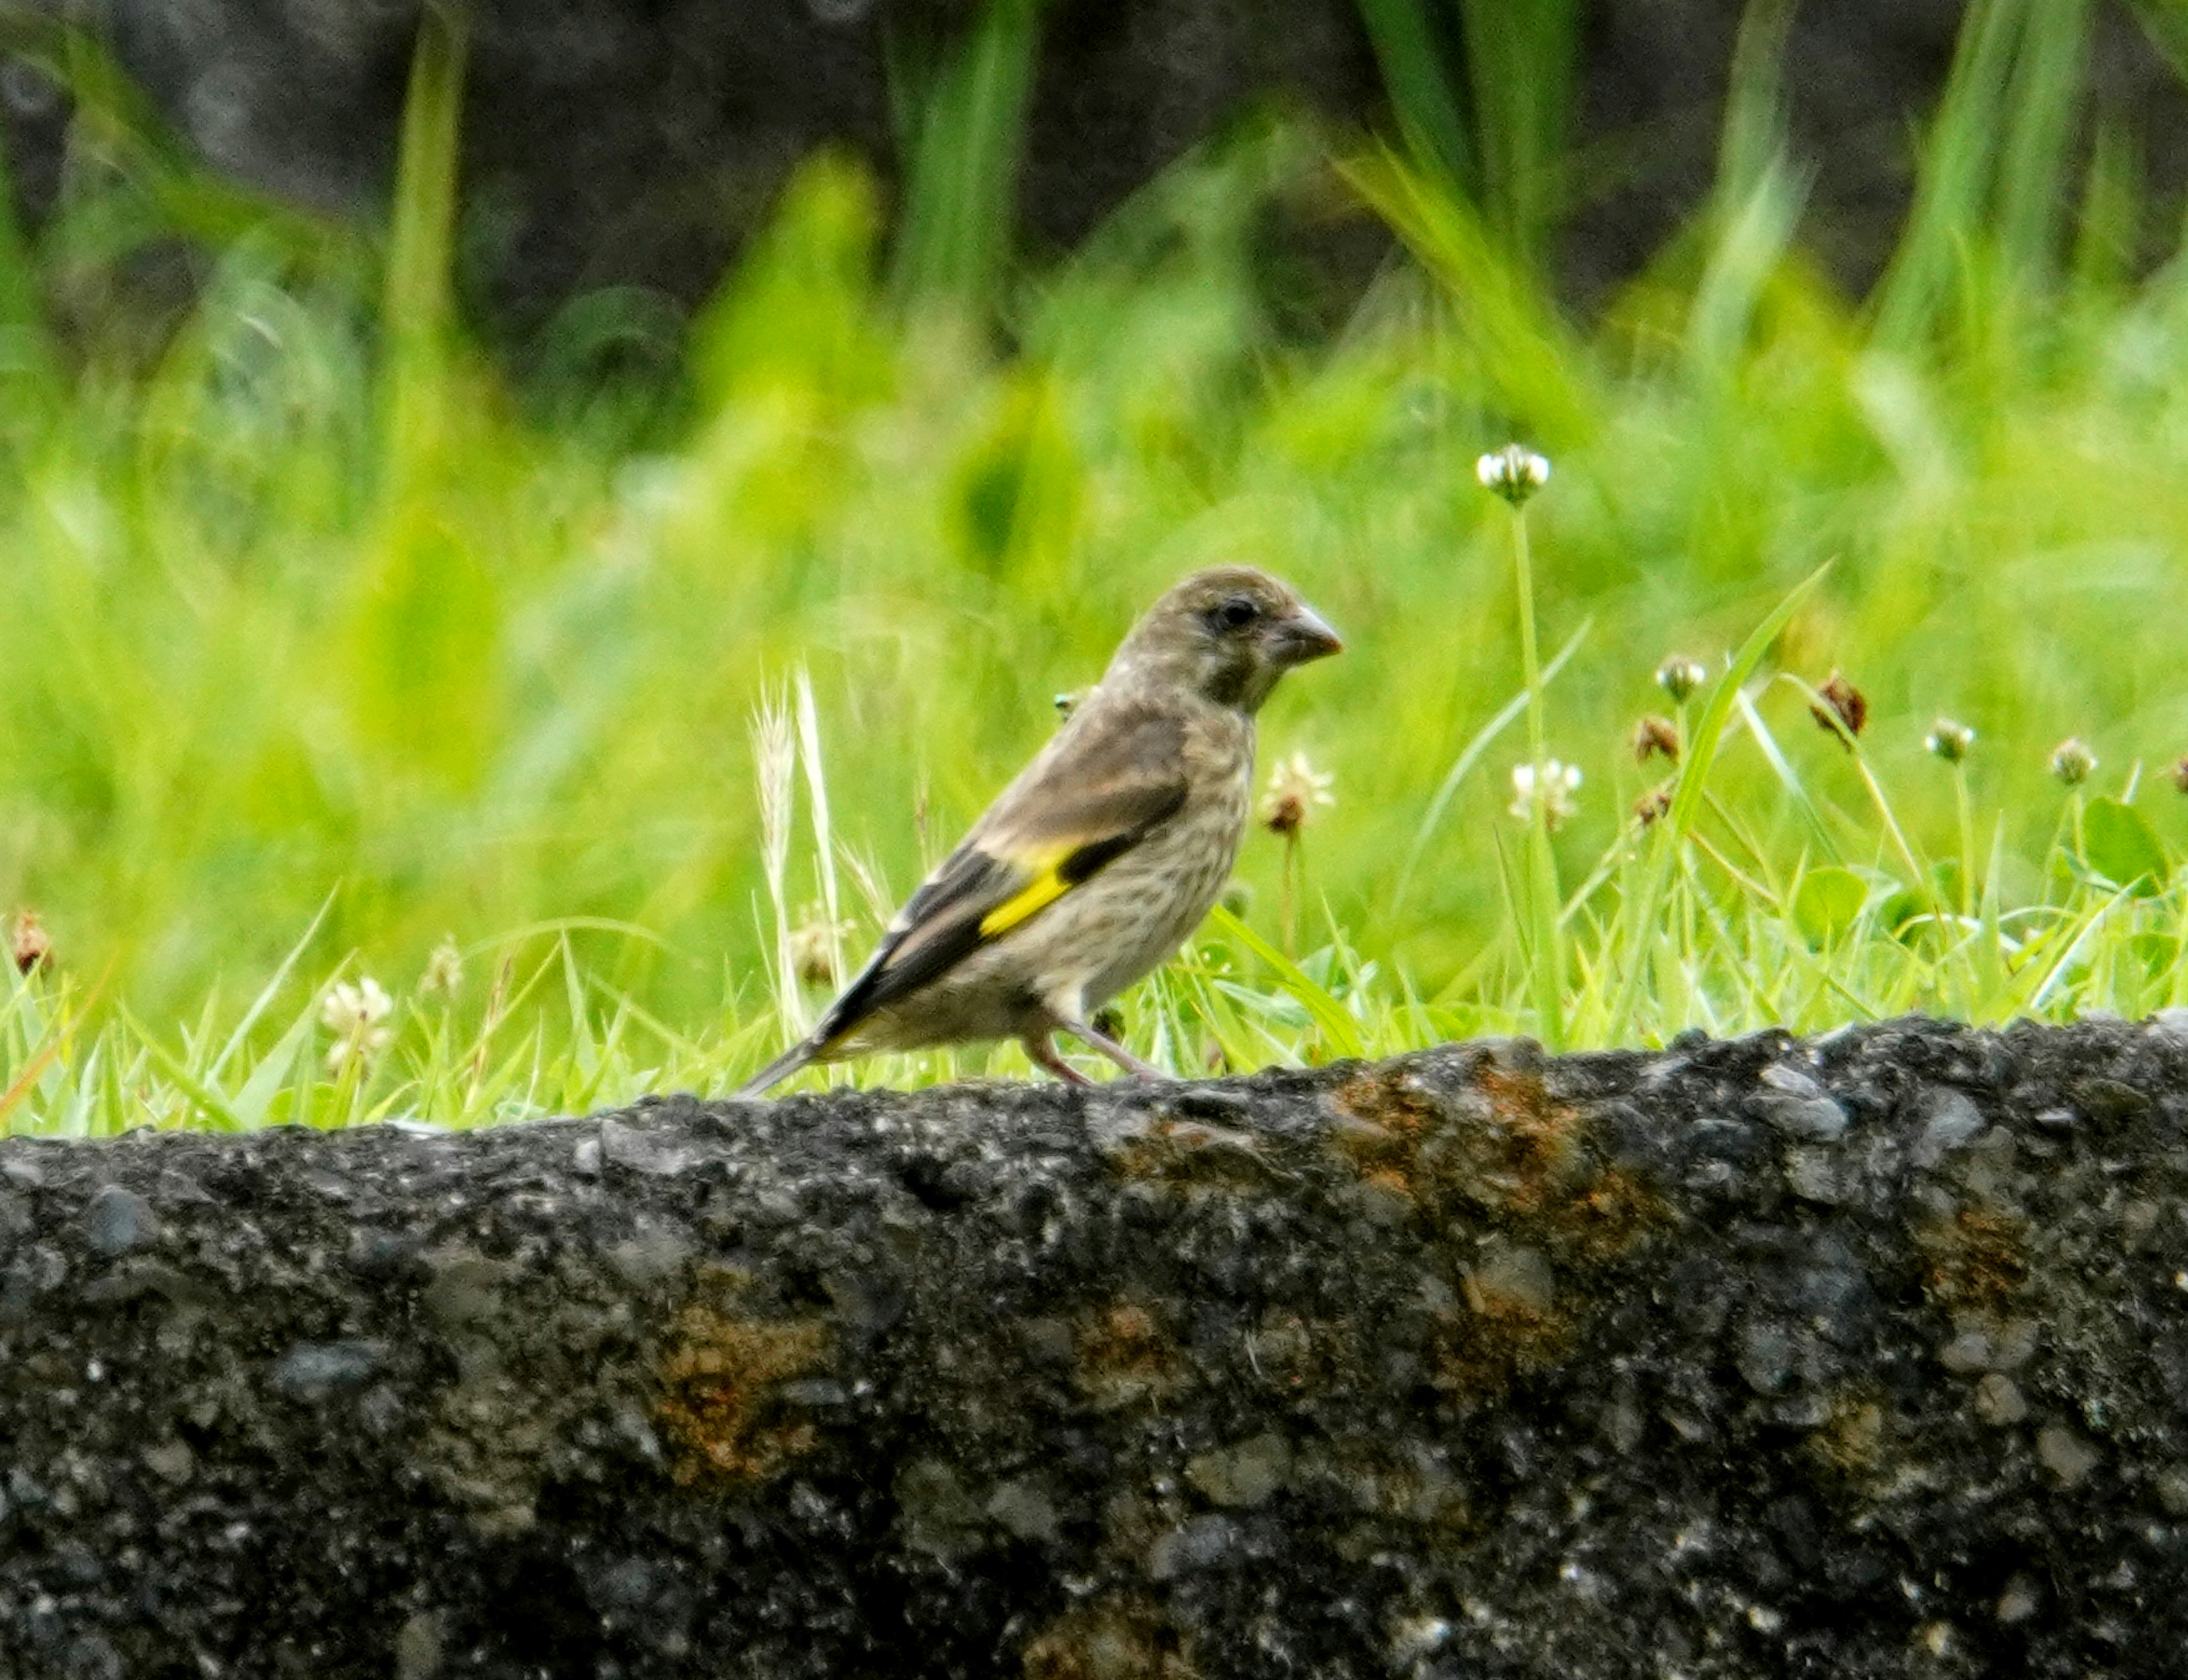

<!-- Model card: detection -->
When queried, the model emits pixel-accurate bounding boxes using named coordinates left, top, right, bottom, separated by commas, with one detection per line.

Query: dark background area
left=3, top=1, right=2185, bottom=328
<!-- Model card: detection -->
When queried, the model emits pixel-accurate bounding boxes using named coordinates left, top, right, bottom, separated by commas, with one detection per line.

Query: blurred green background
left=6, top=0, right=2188, bottom=1122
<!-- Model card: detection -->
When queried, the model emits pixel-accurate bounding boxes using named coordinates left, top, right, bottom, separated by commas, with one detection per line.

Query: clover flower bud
left=1924, top=719, right=1974, bottom=765
left=1655, top=656, right=1708, bottom=705
left=1476, top=443, right=1551, bottom=507
left=2050, top=738, right=2096, bottom=787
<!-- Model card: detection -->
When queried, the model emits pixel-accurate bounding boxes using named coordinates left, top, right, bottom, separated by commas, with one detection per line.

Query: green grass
left=7, top=6, right=2188, bottom=1133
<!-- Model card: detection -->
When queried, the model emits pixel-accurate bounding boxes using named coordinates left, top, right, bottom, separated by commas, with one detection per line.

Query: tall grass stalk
left=794, top=669, right=847, bottom=989
left=1599, top=567, right=1829, bottom=1045
left=752, top=686, right=802, bottom=1039
left=1352, top=0, right=1586, bottom=268
left=889, top=0, right=1043, bottom=316
left=381, top=2, right=469, bottom=481
left=1395, top=623, right=1591, bottom=917
left=1355, top=0, right=1472, bottom=189
left=1455, top=0, right=1582, bottom=271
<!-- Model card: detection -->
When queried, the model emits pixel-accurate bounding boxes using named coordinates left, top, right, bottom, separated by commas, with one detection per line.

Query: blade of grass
left=381, top=0, right=470, bottom=481
left=1456, top=0, right=1583, bottom=271
left=1355, top=0, right=1474, bottom=189
left=1395, top=619, right=1590, bottom=913
left=1206, top=906, right=1366, bottom=1062
left=114, top=1003, right=243, bottom=1130
left=1605, top=562, right=1831, bottom=1039
left=888, top=0, right=1043, bottom=316
left=208, top=889, right=337, bottom=1083
left=1871, top=0, right=2022, bottom=350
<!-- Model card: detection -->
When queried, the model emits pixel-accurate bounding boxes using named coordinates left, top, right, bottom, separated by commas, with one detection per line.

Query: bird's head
left=1104, top=566, right=1343, bottom=713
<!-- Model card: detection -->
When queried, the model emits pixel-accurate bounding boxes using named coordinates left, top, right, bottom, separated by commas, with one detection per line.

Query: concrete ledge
left=3, top=1019, right=2187, bottom=1678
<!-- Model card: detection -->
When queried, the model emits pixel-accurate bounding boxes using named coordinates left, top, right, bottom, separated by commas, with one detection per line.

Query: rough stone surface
left=3, top=1017, right=2188, bottom=1677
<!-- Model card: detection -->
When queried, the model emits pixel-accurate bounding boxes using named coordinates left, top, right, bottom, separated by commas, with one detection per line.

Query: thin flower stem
left=1513, top=509, right=1548, bottom=770
left=1954, top=766, right=1977, bottom=922
left=1280, top=833, right=1300, bottom=958
left=1511, top=504, right=1566, bottom=1050
left=1851, top=754, right=1928, bottom=913
left=1685, top=826, right=1774, bottom=902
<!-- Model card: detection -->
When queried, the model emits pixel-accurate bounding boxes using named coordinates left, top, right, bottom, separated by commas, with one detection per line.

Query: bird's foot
left=1060, top=1018, right=1169, bottom=1081
left=1025, top=1034, right=1096, bottom=1085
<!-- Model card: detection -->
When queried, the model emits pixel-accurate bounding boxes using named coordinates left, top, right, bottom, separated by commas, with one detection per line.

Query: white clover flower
left=1509, top=760, right=1583, bottom=831
left=419, top=935, right=465, bottom=997
left=321, top=976, right=395, bottom=1071
left=1476, top=443, right=1552, bottom=506
left=1262, top=750, right=1336, bottom=837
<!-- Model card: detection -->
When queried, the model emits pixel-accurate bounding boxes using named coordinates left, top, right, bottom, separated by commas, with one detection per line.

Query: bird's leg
left=1024, top=1033, right=1094, bottom=1085
left=1059, top=1018, right=1169, bottom=1081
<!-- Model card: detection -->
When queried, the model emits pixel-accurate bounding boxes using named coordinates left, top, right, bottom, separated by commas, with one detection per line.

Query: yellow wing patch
left=977, top=844, right=1075, bottom=939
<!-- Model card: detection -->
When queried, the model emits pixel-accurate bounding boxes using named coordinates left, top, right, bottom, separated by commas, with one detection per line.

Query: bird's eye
left=1211, top=596, right=1260, bottom=632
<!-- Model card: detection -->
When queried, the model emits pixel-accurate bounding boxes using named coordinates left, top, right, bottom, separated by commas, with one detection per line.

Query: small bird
left=739, top=566, right=1342, bottom=1096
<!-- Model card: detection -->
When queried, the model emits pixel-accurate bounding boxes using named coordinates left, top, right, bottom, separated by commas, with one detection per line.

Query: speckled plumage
left=835, top=701, right=1253, bottom=1057
left=740, top=566, right=1340, bottom=1094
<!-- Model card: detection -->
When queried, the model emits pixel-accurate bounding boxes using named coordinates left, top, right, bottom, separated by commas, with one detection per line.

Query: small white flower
left=321, top=976, right=395, bottom=1071
left=1509, top=760, right=1583, bottom=831
left=1476, top=442, right=1552, bottom=506
left=1262, top=750, right=1336, bottom=836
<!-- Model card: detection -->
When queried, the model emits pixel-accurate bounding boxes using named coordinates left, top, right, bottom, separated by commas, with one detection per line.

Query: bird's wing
left=810, top=706, right=1189, bottom=1047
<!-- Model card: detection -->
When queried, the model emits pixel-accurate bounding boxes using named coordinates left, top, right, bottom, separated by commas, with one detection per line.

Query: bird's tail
left=735, top=1035, right=826, bottom=1099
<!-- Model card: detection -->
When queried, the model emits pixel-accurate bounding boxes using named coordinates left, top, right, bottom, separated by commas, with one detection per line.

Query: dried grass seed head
left=1810, top=672, right=1867, bottom=747
left=11, top=911, right=52, bottom=976
left=1632, top=715, right=1680, bottom=763
left=789, top=905, right=856, bottom=987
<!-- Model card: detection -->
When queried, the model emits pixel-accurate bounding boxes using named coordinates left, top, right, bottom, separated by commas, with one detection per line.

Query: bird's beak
left=1268, top=603, right=1343, bottom=667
